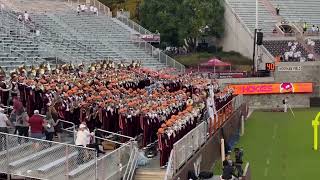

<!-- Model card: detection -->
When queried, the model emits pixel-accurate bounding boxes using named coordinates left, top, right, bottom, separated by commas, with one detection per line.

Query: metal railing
left=96, top=141, right=131, bottom=180
left=132, top=40, right=185, bottom=72
left=164, top=95, right=244, bottom=179
left=116, top=13, right=152, bottom=35
left=0, top=127, right=137, bottom=180
left=0, top=132, right=97, bottom=180
left=94, top=128, right=137, bottom=180
left=66, top=0, right=111, bottom=16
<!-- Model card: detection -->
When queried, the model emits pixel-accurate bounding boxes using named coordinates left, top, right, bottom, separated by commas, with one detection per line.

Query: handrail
left=128, top=146, right=139, bottom=180
left=123, top=145, right=135, bottom=179
left=0, top=131, right=95, bottom=150
left=94, top=128, right=135, bottom=141
left=131, top=40, right=185, bottom=72
left=116, top=13, right=152, bottom=35
left=164, top=150, right=174, bottom=180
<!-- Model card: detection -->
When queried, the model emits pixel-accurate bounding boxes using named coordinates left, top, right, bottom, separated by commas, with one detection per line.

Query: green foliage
left=139, top=0, right=224, bottom=49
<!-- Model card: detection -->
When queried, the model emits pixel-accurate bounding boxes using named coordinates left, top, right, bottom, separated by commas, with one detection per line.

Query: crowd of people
left=77, top=3, right=99, bottom=16
left=0, top=60, right=234, bottom=166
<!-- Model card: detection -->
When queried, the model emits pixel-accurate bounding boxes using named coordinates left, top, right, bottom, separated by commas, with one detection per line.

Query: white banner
left=278, top=66, right=302, bottom=71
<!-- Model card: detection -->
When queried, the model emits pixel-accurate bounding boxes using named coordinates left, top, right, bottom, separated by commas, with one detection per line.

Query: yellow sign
left=312, top=112, right=320, bottom=151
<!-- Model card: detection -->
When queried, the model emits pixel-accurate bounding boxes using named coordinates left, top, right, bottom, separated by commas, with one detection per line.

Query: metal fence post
left=5, top=133, right=9, bottom=180
left=95, top=151, right=98, bottom=180
left=65, top=145, right=70, bottom=180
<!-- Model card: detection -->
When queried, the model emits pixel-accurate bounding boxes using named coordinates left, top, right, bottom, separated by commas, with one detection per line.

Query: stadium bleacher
left=263, top=40, right=309, bottom=61
left=226, top=0, right=278, bottom=36
left=0, top=0, right=178, bottom=71
left=269, top=0, right=320, bottom=26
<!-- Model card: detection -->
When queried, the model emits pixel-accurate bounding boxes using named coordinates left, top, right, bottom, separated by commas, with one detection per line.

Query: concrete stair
left=134, top=168, right=165, bottom=180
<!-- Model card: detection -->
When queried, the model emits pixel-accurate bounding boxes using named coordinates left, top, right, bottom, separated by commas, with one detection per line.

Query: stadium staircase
left=134, top=169, right=165, bottom=180
left=0, top=0, right=184, bottom=71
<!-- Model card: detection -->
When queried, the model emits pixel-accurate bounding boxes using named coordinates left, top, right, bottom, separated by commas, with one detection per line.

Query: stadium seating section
left=0, top=0, right=168, bottom=71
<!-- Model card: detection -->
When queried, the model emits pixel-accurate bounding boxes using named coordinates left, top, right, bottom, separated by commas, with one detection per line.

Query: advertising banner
left=228, top=82, right=313, bottom=95
left=140, top=34, right=160, bottom=42
left=278, top=66, right=302, bottom=71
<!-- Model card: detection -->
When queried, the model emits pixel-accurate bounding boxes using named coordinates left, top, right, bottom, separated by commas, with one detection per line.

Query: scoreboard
left=265, top=63, right=275, bottom=71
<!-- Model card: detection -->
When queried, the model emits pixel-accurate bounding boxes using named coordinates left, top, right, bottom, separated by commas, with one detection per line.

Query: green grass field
left=237, top=108, right=320, bottom=180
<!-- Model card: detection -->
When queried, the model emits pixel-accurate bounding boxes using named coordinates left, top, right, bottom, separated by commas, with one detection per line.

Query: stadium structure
left=0, top=0, right=318, bottom=180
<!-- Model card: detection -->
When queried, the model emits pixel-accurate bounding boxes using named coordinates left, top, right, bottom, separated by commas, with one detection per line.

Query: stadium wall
left=238, top=62, right=320, bottom=108
left=172, top=103, right=248, bottom=180
left=221, top=1, right=274, bottom=70
left=220, top=0, right=253, bottom=59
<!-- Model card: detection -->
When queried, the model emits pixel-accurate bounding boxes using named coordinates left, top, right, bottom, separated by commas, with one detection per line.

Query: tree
left=139, top=0, right=224, bottom=51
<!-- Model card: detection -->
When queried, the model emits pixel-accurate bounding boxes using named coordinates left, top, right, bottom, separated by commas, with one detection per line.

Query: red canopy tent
left=198, top=58, right=232, bottom=73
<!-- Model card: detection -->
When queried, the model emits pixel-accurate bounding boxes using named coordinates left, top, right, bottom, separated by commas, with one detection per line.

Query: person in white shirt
left=80, top=4, right=86, bottom=12
left=93, top=7, right=98, bottom=16
left=75, top=123, right=92, bottom=147
left=284, top=52, right=289, bottom=61
left=90, top=5, right=94, bottom=13
left=75, top=123, right=93, bottom=164
left=18, top=14, right=23, bottom=22
left=24, top=11, right=29, bottom=22
left=312, top=25, right=316, bottom=33
left=0, top=108, right=13, bottom=151
left=308, top=53, right=314, bottom=61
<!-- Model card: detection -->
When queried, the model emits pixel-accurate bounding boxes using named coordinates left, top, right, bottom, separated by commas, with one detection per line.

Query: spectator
left=44, top=113, right=59, bottom=141
left=93, top=7, right=98, bottom=16
left=90, top=5, right=94, bottom=13
left=15, top=108, right=29, bottom=143
left=221, top=164, right=236, bottom=180
left=308, top=53, right=314, bottom=61
left=272, top=28, right=277, bottom=34
left=80, top=4, right=86, bottom=12
left=0, top=108, right=13, bottom=151
left=317, top=26, right=319, bottom=33
left=24, top=11, right=29, bottom=22
left=28, top=110, right=45, bottom=139
left=75, top=123, right=93, bottom=164
left=303, top=22, right=307, bottom=34
left=18, top=14, right=23, bottom=22
left=312, top=25, right=316, bottom=33
left=35, top=29, right=40, bottom=36
left=275, top=5, right=280, bottom=15
left=77, top=5, right=80, bottom=15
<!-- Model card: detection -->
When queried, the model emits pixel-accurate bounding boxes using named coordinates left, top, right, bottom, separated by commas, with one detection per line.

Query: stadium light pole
left=252, top=0, right=259, bottom=74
